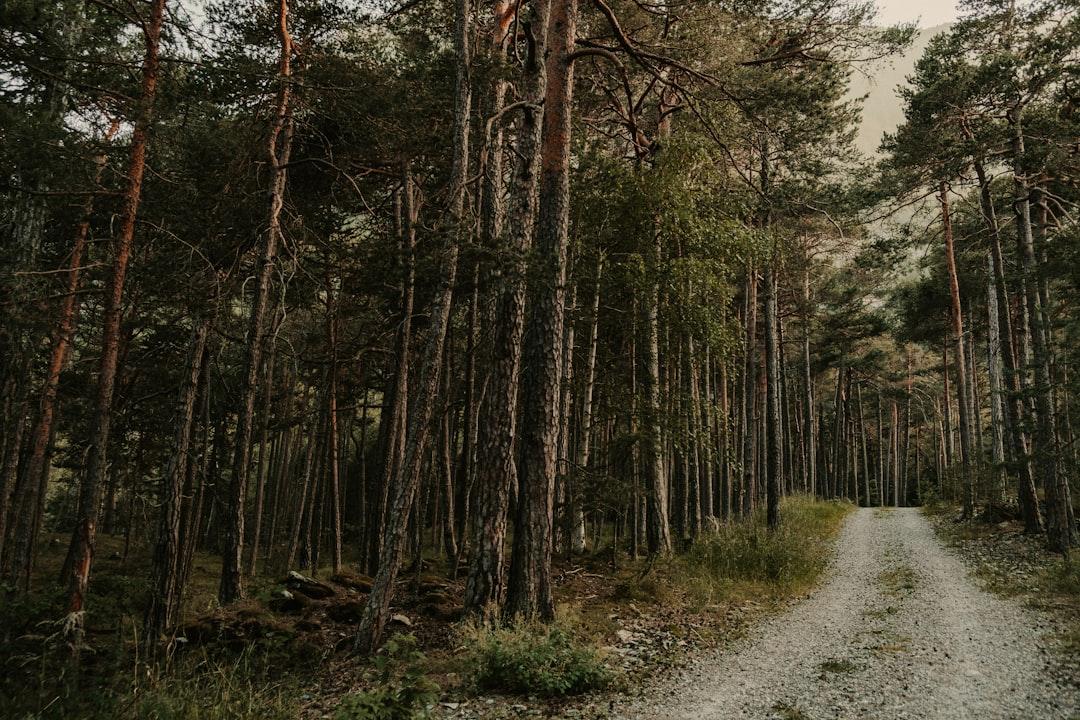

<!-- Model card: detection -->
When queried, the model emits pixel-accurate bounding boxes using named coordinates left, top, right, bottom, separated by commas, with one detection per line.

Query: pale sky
left=875, top=0, right=960, bottom=28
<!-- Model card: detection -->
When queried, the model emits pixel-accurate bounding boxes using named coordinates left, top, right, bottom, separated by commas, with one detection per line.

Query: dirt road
left=615, top=507, right=1079, bottom=719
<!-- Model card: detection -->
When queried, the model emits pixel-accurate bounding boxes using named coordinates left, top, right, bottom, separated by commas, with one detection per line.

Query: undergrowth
left=136, top=650, right=302, bottom=720
left=461, top=613, right=613, bottom=697
left=333, top=635, right=438, bottom=720
left=679, top=496, right=852, bottom=605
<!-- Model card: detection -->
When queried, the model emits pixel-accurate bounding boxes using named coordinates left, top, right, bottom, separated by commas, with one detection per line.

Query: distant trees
left=882, top=0, right=1078, bottom=554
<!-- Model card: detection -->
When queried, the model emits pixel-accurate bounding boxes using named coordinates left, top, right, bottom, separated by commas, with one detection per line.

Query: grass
left=678, top=496, right=853, bottom=606
left=135, top=651, right=302, bottom=720
left=877, top=564, right=917, bottom=597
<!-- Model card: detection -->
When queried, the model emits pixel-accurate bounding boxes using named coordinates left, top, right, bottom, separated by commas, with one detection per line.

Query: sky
left=874, top=0, right=960, bottom=28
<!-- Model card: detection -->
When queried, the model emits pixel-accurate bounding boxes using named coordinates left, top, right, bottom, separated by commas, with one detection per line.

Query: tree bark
left=764, top=265, right=781, bottom=529
left=464, top=0, right=549, bottom=617
left=355, top=0, right=471, bottom=646
left=63, top=0, right=167, bottom=653
left=506, top=0, right=577, bottom=620
left=144, top=317, right=211, bottom=650
left=1010, top=113, right=1074, bottom=552
left=939, top=182, right=976, bottom=518
left=220, top=0, right=294, bottom=604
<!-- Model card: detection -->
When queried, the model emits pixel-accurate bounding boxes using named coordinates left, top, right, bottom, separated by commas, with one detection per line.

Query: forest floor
left=0, top=497, right=850, bottom=719
left=611, top=507, right=1080, bottom=720
left=5, top=500, right=1076, bottom=719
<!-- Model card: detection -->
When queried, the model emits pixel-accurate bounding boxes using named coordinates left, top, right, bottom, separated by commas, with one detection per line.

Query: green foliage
left=137, top=652, right=301, bottom=720
left=464, top=619, right=613, bottom=697
left=683, top=496, right=852, bottom=601
left=1043, top=559, right=1080, bottom=598
left=332, top=635, right=439, bottom=720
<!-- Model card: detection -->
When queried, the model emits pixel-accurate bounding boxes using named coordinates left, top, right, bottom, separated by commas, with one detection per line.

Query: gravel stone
left=613, top=507, right=1080, bottom=719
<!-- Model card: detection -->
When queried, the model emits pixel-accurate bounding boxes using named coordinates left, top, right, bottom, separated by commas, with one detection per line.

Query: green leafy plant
left=333, top=635, right=438, bottom=720
left=464, top=620, right=612, bottom=697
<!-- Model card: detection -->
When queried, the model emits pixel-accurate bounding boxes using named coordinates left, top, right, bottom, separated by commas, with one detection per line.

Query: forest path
left=614, top=507, right=1079, bottom=720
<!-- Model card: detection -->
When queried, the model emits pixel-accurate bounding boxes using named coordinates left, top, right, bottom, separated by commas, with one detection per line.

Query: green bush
left=682, top=495, right=851, bottom=601
left=333, top=635, right=438, bottom=720
left=465, top=620, right=612, bottom=697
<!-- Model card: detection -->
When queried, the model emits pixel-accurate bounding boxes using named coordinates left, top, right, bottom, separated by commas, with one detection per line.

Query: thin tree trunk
left=63, top=0, right=167, bottom=652
left=144, top=317, right=211, bottom=650
left=356, top=0, right=471, bottom=646
left=248, top=349, right=276, bottom=575
left=220, top=0, right=294, bottom=604
left=939, top=182, right=976, bottom=518
left=764, top=265, right=782, bottom=529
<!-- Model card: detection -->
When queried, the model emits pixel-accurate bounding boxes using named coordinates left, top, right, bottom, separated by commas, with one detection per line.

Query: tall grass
left=135, top=651, right=301, bottom=720
left=680, top=496, right=852, bottom=604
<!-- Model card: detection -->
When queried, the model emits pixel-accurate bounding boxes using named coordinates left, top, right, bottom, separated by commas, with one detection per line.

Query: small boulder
left=285, top=570, right=336, bottom=599
left=269, top=588, right=311, bottom=615
left=330, top=572, right=374, bottom=593
left=295, top=619, right=322, bottom=633
left=419, top=602, right=463, bottom=622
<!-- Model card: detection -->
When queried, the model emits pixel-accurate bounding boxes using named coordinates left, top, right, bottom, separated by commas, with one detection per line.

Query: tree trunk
left=464, top=0, right=549, bottom=617
left=144, top=317, right=211, bottom=650
left=740, top=266, right=758, bottom=514
left=764, top=265, right=782, bottom=529
left=939, top=182, right=976, bottom=518
left=220, top=0, right=294, bottom=604
left=248, top=349, right=276, bottom=576
left=506, top=0, right=577, bottom=620
left=63, top=0, right=167, bottom=653
left=355, top=0, right=471, bottom=647
left=1010, top=113, right=1074, bottom=552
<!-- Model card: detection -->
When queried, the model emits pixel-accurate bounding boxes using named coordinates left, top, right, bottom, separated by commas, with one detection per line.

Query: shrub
left=333, top=635, right=438, bottom=720
left=465, top=619, right=612, bottom=697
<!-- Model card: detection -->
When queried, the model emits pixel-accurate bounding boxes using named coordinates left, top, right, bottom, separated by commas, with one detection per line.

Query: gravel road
left=613, top=507, right=1080, bottom=720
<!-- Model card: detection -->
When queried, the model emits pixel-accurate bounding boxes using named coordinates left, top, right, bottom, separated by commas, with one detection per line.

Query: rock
left=416, top=575, right=450, bottom=594
left=269, top=588, right=311, bottom=614
left=330, top=572, right=374, bottom=593
left=419, top=602, right=464, bottom=622
left=390, top=613, right=413, bottom=627
left=421, top=590, right=455, bottom=606
left=285, top=570, right=336, bottom=599
left=296, top=619, right=322, bottom=633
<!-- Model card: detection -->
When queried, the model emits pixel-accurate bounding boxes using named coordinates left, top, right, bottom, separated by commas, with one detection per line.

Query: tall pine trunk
left=939, top=182, right=976, bottom=518
left=63, top=0, right=166, bottom=653
left=506, top=0, right=577, bottom=620
left=220, top=0, right=294, bottom=604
